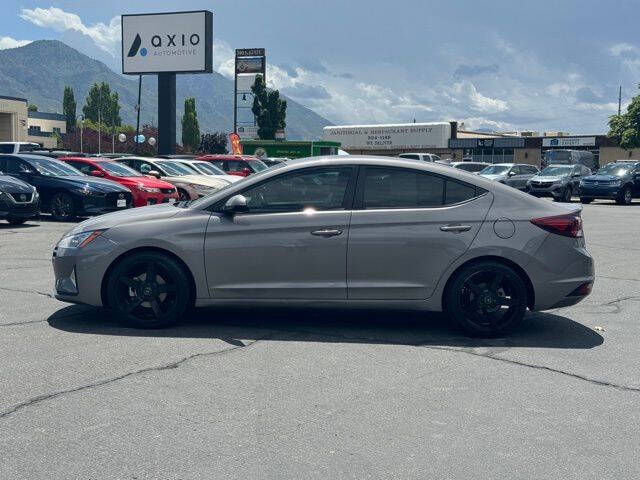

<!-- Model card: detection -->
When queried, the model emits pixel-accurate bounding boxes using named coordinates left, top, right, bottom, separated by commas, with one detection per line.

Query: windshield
left=28, top=157, right=83, bottom=177
left=248, top=159, right=268, bottom=172
left=598, top=163, right=634, bottom=176
left=539, top=166, right=573, bottom=177
left=156, top=160, right=194, bottom=176
left=99, top=161, right=142, bottom=177
left=545, top=151, right=571, bottom=163
left=194, top=162, right=226, bottom=175
left=480, top=165, right=510, bottom=175
left=177, top=162, right=200, bottom=173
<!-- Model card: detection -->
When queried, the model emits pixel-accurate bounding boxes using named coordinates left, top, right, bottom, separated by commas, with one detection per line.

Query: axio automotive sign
left=324, top=122, right=452, bottom=150
left=542, top=137, right=596, bottom=147
left=122, top=11, right=213, bottom=74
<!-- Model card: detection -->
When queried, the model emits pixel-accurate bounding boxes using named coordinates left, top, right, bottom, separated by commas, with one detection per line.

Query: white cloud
left=610, top=43, right=636, bottom=57
left=459, top=117, right=514, bottom=131
left=449, top=81, right=508, bottom=113
left=0, top=36, right=31, bottom=49
left=20, top=7, right=120, bottom=57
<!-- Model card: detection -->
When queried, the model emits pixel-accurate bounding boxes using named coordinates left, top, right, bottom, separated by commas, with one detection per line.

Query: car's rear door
left=204, top=165, right=356, bottom=299
left=347, top=165, right=492, bottom=300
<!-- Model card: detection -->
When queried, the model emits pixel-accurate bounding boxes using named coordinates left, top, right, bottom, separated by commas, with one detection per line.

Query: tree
left=82, top=82, right=121, bottom=128
left=181, top=97, right=200, bottom=152
left=608, top=83, right=640, bottom=150
left=199, top=132, right=228, bottom=154
left=63, top=86, right=77, bottom=132
left=251, top=75, right=287, bottom=140
left=27, top=104, right=37, bottom=112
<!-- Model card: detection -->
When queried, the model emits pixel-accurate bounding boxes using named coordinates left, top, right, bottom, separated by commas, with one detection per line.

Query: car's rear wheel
left=580, top=197, right=593, bottom=204
left=51, top=192, right=76, bottom=221
left=616, top=186, right=633, bottom=205
left=106, top=252, right=191, bottom=328
left=6, top=216, right=27, bottom=225
left=444, top=261, right=528, bottom=337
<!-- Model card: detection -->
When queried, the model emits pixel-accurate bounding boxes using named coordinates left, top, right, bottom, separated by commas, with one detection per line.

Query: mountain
left=0, top=40, right=332, bottom=140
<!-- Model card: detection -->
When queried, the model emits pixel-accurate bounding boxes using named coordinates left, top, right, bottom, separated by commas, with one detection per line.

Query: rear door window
left=445, top=180, right=478, bottom=204
left=362, top=167, right=444, bottom=209
left=0, top=145, right=14, bottom=154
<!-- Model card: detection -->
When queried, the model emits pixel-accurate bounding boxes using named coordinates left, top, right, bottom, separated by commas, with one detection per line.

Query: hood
left=0, top=175, right=33, bottom=193
left=51, top=175, right=130, bottom=193
left=531, top=175, right=567, bottom=182
left=220, top=175, right=243, bottom=183
left=66, top=203, right=181, bottom=236
left=119, top=176, right=176, bottom=189
left=585, top=174, right=623, bottom=181
left=172, top=175, right=229, bottom=189
left=480, top=174, right=506, bottom=180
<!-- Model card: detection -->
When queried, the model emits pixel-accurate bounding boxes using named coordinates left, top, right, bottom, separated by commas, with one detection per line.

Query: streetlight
left=76, top=114, right=84, bottom=153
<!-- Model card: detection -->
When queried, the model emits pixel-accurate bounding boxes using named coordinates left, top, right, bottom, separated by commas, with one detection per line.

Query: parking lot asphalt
left=1, top=203, right=639, bottom=479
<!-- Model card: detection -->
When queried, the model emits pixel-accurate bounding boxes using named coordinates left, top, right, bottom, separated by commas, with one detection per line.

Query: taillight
left=531, top=214, right=583, bottom=238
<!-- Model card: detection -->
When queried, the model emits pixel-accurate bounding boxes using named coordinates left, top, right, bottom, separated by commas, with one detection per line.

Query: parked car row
left=0, top=152, right=274, bottom=223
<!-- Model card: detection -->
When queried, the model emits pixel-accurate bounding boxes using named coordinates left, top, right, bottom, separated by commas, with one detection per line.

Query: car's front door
left=204, top=166, right=356, bottom=299
left=347, top=166, right=492, bottom=300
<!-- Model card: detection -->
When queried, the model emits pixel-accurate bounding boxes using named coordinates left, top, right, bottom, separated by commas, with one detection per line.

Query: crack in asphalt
left=264, top=327, right=640, bottom=393
left=0, top=286, right=53, bottom=298
left=0, top=336, right=271, bottom=421
left=596, top=274, right=640, bottom=283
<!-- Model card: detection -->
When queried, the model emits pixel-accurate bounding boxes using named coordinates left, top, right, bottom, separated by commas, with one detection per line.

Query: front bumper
left=76, top=192, right=133, bottom=215
left=578, top=185, right=621, bottom=199
left=529, top=184, right=565, bottom=198
left=52, top=235, right=122, bottom=306
left=132, top=191, right=179, bottom=207
left=0, top=192, right=40, bottom=218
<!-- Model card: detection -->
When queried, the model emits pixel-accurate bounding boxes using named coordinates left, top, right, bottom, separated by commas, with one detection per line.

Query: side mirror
left=223, top=194, right=248, bottom=215
left=90, top=169, right=104, bottom=177
left=147, top=170, right=161, bottom=179
left=241, top=167, right=251, bottom=176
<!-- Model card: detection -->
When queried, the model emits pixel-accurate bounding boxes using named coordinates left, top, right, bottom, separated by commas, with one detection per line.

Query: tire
left=106, top=251, right=192, bottom=328
left=580, top=197, right=593, bottom=204
left=562, top=185, right=573, bottom=202
left=444, top=261, right=528, bottom=337
left=616, top=186, right=633, bottom=205
left=177, top=189, right=190, bottom=201
left=50, top=192, right=76, bottom=221
left=6, top=216, right=27, bottom=225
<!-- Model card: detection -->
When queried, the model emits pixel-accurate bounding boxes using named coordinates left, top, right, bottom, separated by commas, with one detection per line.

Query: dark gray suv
left=527, top=164, right=591, bottom=202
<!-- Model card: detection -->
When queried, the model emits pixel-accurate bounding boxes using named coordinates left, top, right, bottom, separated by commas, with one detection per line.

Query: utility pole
left=98, top=109, right=101, bottom=155
left=135, top=75, right=142, bottom=155
left=618, top=85, right=622, bottom=115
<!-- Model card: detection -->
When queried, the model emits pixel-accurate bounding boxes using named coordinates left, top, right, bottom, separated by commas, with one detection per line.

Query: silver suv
left=479, top=163, right=539, bottom=190
left=527, top=164, right=591, bottom=202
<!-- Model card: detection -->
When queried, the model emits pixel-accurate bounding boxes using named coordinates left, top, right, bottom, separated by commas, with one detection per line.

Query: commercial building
left=323, top=121, right=637, bottom=167
left=0, top=95, right=66, bottom=149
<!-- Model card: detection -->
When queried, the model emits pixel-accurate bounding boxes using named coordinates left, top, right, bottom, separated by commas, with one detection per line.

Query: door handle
left=311, top=229, right=342, bottom=237
left=440, top=224, right=472, bottom=233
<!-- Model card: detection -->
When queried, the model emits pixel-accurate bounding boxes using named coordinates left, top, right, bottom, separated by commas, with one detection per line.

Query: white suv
left=398, top=153, right=441, bottom=162
left=0, top=142, right=40, bottom=154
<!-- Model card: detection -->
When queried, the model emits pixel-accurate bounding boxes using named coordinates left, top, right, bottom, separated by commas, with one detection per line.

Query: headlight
left=57, top=229, right=106, bottom=249
left=579, top=180, right=585, bottom=186
left=137, top=185, right=161, bottom=193
left=189, top=183, right=214, bottom=194
left=75, top=185, right=93, bottom=195
left=611, top=180, right=622, bottom=186
left=32, top=186, right=39, bottom=197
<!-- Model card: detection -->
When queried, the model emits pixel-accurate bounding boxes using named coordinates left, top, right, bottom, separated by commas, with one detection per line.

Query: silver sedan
left=52, top=156, right=594, bottom=337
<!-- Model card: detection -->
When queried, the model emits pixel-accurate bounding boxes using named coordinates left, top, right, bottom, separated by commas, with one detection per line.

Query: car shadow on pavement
left=47, top=305, right=603, bottom=350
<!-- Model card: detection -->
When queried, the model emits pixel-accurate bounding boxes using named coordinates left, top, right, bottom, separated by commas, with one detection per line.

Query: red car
left=196, top=154, right=268, bottom=177
left=61, top=157, right=179, bottom=207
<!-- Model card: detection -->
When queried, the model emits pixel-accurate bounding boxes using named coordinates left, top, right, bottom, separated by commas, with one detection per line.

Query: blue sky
left=2, top=0, right=640, bottom=133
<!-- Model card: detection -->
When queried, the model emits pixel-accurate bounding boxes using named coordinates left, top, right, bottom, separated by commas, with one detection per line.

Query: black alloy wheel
left=106, top=252, right=191, bottom=328
left=617, top=186, right=633, bottom=205
left=51, top=192, right=76, bottom=221
left=445, top=261, right=527, bottom=337
left=563, top=185, right=573, bottom=202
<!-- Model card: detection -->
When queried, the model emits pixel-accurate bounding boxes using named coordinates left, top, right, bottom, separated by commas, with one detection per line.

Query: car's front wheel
left=580, top=197, right=593, bottom=204
left=444, top=261, right=528, bottom=337
left=106, top=251, right=192, bottom=328
left=616, top=186, right=633, bottom=205
left=51, top=192, right=76, bottom=221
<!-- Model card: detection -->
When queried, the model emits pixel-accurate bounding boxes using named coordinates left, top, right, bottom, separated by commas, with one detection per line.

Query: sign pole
left=158, top=72, right=176, bottom=155
left=233, top=55, right=238, bottom=133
